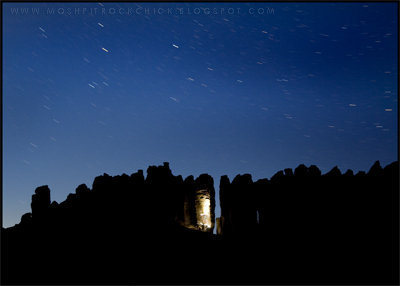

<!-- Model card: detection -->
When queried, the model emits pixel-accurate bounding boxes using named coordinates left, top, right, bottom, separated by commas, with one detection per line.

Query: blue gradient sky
left=3, top=2, right=398, bottom=227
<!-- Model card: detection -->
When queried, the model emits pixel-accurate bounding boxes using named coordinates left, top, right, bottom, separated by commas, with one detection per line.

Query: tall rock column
left=194, top=174, right=215, bottom=233
left=31, top=185, right=51, bottom=222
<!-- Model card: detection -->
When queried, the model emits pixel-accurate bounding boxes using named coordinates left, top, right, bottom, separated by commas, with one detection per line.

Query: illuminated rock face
left=179, top=174, right=215, bottom=233
left=195, top=189, right=213, bottom=231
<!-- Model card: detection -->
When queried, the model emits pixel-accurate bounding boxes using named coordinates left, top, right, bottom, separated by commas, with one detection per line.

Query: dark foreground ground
left=2, top=161, right=399, bottom=284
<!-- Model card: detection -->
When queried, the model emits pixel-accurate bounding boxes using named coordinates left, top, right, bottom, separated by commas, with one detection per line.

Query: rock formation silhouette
left=1, top=161, right=399, bottom=284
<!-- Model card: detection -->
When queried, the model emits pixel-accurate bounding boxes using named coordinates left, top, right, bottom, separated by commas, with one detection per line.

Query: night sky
left=3, top=2, right=398, bottom=227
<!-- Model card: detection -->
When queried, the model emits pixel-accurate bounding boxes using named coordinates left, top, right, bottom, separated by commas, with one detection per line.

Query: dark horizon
left=2, top=159, right=398, bottom=284
left=3, top=158, right=397, bottom=229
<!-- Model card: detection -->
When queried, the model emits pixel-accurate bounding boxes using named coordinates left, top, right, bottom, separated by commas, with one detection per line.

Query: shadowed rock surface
left=1, top=161, right=399, bottom=285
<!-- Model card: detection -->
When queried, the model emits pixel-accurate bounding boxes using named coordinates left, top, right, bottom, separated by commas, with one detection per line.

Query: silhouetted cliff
left=1, top=161, right=399, bottom=285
